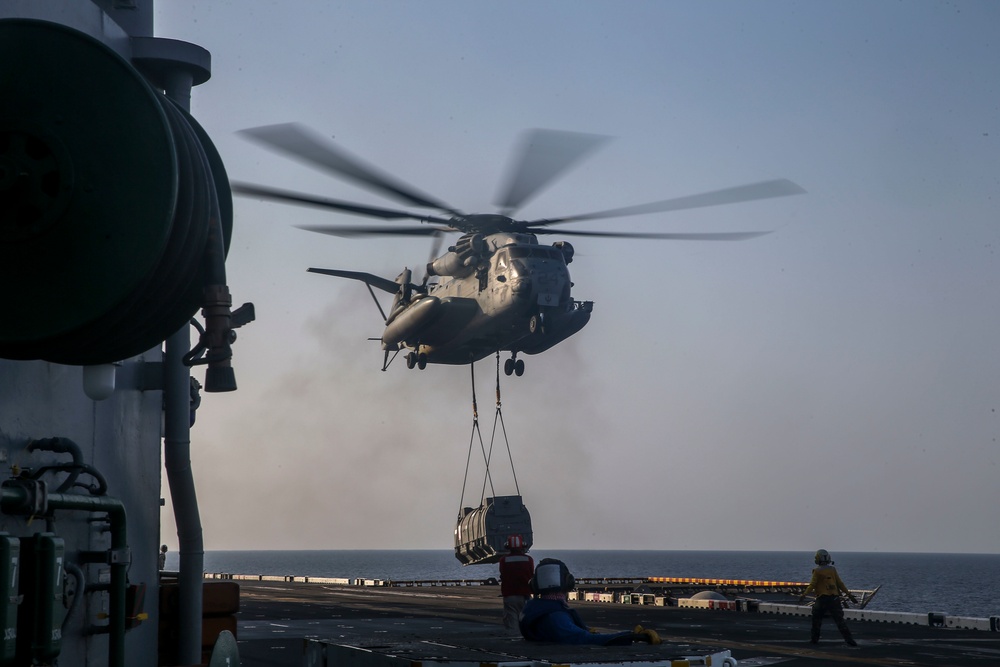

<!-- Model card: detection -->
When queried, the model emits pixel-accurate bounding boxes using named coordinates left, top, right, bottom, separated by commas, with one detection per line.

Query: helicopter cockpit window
left=496, top=250, right=508, bottom=270
left=508, top=246, right=564, bottom=262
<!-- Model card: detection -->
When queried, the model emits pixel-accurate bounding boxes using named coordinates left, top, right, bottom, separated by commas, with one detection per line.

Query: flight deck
left=227, top=578, right=1000, bottom=667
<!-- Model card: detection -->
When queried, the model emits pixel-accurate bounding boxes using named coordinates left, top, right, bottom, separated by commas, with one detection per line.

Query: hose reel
left=0, top=19, right=234, bottom=367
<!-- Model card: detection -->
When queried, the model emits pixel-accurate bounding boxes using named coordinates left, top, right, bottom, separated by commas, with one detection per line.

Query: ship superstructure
left=0, top=2, right=243, bottom=663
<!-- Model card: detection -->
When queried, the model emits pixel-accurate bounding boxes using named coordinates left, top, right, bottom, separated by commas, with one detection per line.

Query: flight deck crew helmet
left=530, top=558, right=575, bottom=594
left=506, top=534, right=525, bottom=550
left=815, top=549, right=832, bottom=565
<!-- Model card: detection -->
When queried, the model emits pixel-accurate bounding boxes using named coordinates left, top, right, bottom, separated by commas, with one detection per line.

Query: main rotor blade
left=298, top=224, right=454, bottom=238
left=232, top=181, right=453, bottom=223
left=494, top=129, right=611, bottom=216
left=529, top=179, right=806, bottom=226
left=529, top=228, right=770, bottom=240
left=239, top=123, right=462, bottom=215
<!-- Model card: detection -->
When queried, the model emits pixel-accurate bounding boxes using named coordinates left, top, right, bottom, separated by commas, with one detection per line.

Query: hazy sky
left=154, top=1, right=999, bottom=554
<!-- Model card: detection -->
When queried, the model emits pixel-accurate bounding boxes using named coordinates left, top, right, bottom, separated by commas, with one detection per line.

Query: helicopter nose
left=536, top=271, right=559, bottom=288
left=510, top=277, right=529, bottom=294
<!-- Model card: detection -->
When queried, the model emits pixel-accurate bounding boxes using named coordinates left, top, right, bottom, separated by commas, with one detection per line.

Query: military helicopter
left=233, top=124, right=804, bottom=375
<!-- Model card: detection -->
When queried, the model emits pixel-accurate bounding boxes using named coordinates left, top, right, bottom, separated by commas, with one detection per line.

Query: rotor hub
left=461, top=213, right=517, bottom=233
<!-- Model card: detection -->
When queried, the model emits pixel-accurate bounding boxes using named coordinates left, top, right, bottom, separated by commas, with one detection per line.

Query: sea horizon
left=166, top=549, right=1000, bottom=619
left=192, top=547, right=999, bottom=555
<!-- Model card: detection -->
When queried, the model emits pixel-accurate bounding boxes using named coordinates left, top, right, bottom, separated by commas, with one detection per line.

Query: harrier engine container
left=454, top=495, right=532, bottom=565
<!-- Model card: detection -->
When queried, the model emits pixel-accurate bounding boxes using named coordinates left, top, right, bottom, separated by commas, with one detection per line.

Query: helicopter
left=233, top=124, right=804, bottom=375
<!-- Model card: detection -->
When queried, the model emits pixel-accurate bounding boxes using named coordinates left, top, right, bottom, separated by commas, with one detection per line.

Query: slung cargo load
left=454, top=495, right=532, bottom=565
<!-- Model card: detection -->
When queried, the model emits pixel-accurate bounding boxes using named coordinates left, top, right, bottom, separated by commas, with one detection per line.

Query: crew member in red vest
left=498, top=534, right=534, bottom=631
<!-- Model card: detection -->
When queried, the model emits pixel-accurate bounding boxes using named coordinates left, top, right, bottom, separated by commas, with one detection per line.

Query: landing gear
left=406, top=351, right=428, bottom=370
left=503, top=355, right=525, bottom=377
left=528, top=312, right=544, bottom=335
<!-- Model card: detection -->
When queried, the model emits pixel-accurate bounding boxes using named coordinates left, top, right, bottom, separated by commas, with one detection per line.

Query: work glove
left=632, top=625, right=662, bottom=645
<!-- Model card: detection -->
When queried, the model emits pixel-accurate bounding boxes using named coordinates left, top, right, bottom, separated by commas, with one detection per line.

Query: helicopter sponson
left=383, top=294, right=442, bottom=348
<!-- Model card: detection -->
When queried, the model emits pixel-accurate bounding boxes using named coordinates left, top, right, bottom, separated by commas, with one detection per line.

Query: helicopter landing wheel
left=503, top=358, right=515, bottom=376
left=406, top=351, right=417, bottom=369
left=528, top=313, right=544, bottom=335
left=514, top=359, right=525, bottom=376
left=417, top=353, right=428, bottom=370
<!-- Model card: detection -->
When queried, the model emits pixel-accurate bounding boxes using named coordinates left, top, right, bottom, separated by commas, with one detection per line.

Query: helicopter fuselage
left=404, top=233, right=592, bottom=365
left=315, top=231, right=592, bottom=371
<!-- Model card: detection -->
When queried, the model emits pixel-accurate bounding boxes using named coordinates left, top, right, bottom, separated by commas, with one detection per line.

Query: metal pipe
left=157, top=41, right=210, bottom=666
left=164, top=328, right=203, bottom=666
left=27, top=437, right=84, bottom=493
left=0, top=486, right=128, bottom=667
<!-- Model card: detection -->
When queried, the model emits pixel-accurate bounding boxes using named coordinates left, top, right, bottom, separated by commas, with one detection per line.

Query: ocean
left=169, top=550, right=1000, bottom=620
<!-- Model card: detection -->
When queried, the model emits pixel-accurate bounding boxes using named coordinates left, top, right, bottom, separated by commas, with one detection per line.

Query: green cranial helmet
left=814, top=549, right=832, bottom=565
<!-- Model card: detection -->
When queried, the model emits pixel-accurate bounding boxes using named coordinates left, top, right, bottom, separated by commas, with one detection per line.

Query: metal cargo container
left=454, top=495, right=532, bottom=565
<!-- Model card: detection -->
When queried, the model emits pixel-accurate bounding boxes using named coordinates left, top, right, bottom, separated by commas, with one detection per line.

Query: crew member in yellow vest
left=799, top=549, right=858, bottom=646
